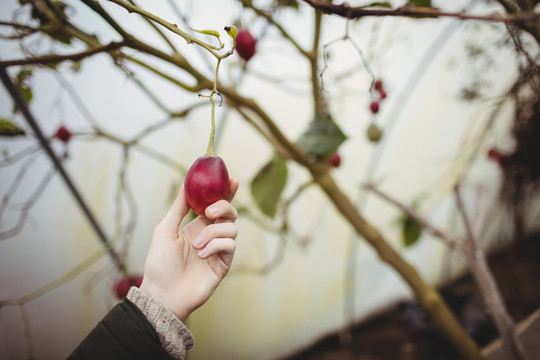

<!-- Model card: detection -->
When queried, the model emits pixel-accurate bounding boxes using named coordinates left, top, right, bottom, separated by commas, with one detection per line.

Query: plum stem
left=205, top=57, right=223, bottom=157
left=206, top=94, right=216, bottom=156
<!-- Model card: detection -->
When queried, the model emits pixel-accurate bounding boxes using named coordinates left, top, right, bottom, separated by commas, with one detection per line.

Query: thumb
left=157, top=185, right=190, bottom=232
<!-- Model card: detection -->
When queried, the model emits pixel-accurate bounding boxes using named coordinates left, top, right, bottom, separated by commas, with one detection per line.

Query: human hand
left=139, top=178, right=239, bottom=321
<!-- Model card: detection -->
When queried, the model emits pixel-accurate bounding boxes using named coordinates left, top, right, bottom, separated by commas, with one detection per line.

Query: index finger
left=204, top=178, right=239, bottom=222
left=205, top=199, right=238, bottom=222
left=226, top=177, right=239, bottom=202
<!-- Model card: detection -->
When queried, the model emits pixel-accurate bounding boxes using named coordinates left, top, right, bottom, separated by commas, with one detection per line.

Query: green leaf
left=13, top=68, right=33, bottom=112
left=0, top=118, right=26, bottom=137
left=190, top=27, right=223, bottom=49
left=190, top=27, right=221, bottom=40
left=71, top=61, right=82, bottom=73
left=297, top=113, right=347, bottom=158
left=47, top=30, right=73, bottom=44
left=402, top=216, right=422, bottom=247
left=225, top=25, right=238, bottom=40
left=407, top=0, right=431, bottom=7
left=251, top=155, right=288, bottom=218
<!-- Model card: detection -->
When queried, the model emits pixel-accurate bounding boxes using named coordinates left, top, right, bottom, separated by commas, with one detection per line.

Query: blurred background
left=1, top=1, right=539, bottom=359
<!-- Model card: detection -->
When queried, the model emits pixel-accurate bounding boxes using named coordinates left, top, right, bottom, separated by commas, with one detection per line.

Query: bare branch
left=301, top=1, right=540, bottom=24
left=0, top=41, right=124, bottom=68
left=106, top=0, right=234, bottom=59
left=455, top=185, right=530, bottom=360
left=239, top=0, right=309, bottom=57
left=0, top=20, right=38, bottom=39
left=364, top=182, right=460, bottom=249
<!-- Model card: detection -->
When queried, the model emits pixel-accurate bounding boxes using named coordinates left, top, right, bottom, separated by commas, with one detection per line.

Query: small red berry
left=113, top=274, right=143, bottom=299
left=379, top=90, right=387, bottom=99
left=235, top=29, right=257, bottom=62
left=131, top=275, right=143, bottom=288
left=328, top=152, right=341, bottom=167
left=369, top=101, right=380, bottom=114
left=487, top=148, right=499, bottom=160
left=114, top=278, right=132, bottom=299
left=486, top=148, right=510, bottom=167
left=55, top=125, right=71, bottom=143
left=374, top=79, right=384, bottom=92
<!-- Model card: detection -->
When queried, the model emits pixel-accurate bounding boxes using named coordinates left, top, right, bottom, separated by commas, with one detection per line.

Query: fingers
left=192, top=222, right=238, bottom=251
left=196, top=237, right=236, bottom=260
left=196, top=183, right=239, bottom=259
left=156, top=185, right=189, bottom=233
left=204, top=199, right=238, bottom=222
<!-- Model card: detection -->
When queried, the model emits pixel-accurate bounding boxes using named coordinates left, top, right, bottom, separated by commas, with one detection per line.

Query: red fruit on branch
left=131, top=275, right=143, bottom=288
left=114, top=278, right=131, bottom=299
left=374, top=79, right=384, bottom=92
left=113, top=275, right=143, bottom=300
left=369, top=101, right=380, bottom=114
left=486, top=148, right=510, bottom=167
left=55, top=125, right=71, bottom=143
left=184, top=156, right=230, bottom=215
left=235, top=29, right=256, bottom=62
left=328, top=152, right=341, bottom=167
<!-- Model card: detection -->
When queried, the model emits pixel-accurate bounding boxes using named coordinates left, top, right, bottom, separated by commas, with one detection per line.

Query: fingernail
left=207, top=205, right=218, bottom=217
left=193, top=236, right=203, bottom=248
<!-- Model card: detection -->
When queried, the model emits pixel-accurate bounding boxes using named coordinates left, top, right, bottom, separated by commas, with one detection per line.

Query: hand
left=139, top=178, right=239, bottom=321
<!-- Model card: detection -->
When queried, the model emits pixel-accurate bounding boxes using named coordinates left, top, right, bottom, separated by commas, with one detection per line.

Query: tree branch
left=455, top=185, right=530, bottom=360
left=106, top=0, right=234, bottom=59
left=301, top=1, right=540, bottom=24
left=0, top=41, right=124, bottom=68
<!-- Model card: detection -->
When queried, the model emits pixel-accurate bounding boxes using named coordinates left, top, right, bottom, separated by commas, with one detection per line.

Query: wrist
left=139, top=282, right=191, bottom=322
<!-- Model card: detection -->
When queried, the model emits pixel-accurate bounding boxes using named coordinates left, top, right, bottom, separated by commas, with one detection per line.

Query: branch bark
left=0, top=41, right=124, bottom=67
left=455, top=186, right=530, bottom=360
left=301, top=0, right=540, bottom=24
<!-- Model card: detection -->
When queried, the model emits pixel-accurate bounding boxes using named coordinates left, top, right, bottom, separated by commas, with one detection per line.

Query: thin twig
left=239, top=0, right=309, bottom=57
left=364, top=182, right=460, bottom=248
left=106, top=0, right=234, bottom=59
left=0, top=41, right=124, bottom=68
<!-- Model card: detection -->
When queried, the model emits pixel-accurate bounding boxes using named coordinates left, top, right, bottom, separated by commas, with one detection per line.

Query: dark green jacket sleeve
left=68, top=299, right=173, bottom=360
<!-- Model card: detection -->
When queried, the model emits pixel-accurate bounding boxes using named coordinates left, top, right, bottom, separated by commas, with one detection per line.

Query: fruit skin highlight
left=184, top=156, right=230, bottom=215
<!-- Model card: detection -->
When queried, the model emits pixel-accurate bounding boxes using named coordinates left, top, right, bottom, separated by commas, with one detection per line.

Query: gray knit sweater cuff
left=127, top=287, right=194, bottom=359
